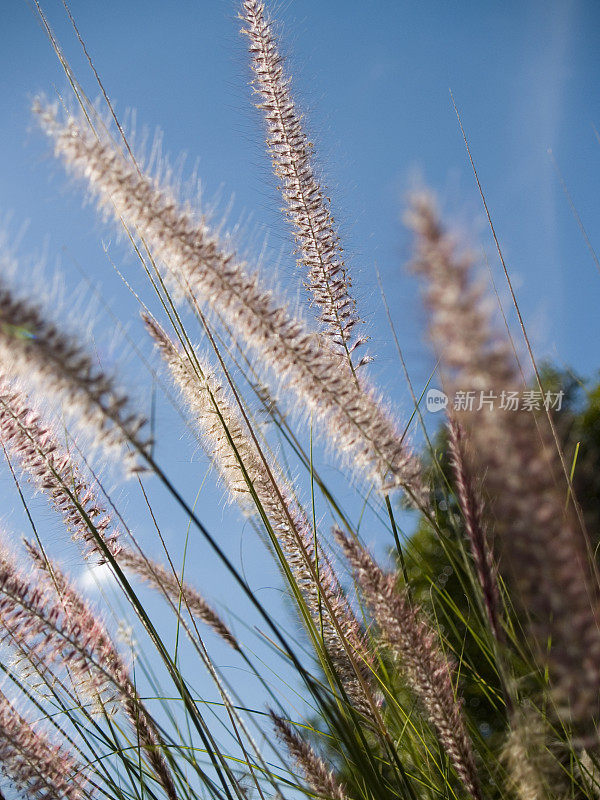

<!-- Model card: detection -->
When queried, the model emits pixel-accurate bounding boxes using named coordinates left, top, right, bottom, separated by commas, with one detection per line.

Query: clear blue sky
left=1, top=0, right=599, bottom=752
left=2, top=0, right=600, bottom=386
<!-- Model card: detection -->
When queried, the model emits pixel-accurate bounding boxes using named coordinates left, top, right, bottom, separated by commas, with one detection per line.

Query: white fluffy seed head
left=0, top=379, right=122, bottom=561
left=241, top=0, right=365, bottom=364
left=35, top=100, right=425, bottom=503
left=0, top=688, right=89, bottom=800
left=0, top=281, right=151, bottom=474
left=145, top=314, right=376, bottom=712
left=408, top=191, right=600, bottom=733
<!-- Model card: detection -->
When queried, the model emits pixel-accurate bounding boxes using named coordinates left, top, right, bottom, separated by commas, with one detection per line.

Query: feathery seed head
left=35, top=99, right=424, bottom=502
left=336, top=529, right=482, bottom=800
left=146, top=314, right=376, bottom=712
left=0, top=689, right=89, bottom=799
left=0, top=281, right=150, bottom=472
left=270, top=710, right=348, bottom=800
left=23, top=541, right=178, bottom=800
left=0, top=372, right=238, bottom=652
left=446, top=417, right=500, bottom=639
left=0, top=539, right=123, bottom=707
left=240, top=0, right=364, bottom=363
left=408, top=190, right=600, bottom=732
left=0, top=381, right=122, bottom=561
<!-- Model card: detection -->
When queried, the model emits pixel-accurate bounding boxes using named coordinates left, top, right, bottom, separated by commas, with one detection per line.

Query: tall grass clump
left=0, top=2, right=598, bottom=799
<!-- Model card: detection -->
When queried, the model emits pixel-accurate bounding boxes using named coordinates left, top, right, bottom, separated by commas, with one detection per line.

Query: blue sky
left=2, top=0, right=600, bottom=388
left=0, top=0, right=600, bottom=758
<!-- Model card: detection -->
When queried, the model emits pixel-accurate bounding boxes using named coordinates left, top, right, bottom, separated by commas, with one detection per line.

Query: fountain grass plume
left=0, top=283, right=150, bottom=472
left=241, top=0, right=366, bottom=368
left=23, top=541, right=178, bottom=800
left=407, top=191, right=600, bottom=732
left=0, top=380, right=239, bottom=649
left=144, top=312, right=377, bottom=715
left=34, top=99, right=425, bottom=503
left=0, top=379, right=238, bottom=649
left=336, top=529, right=482, bottom=800
left=446, top=416, right=500, bottom=639
left=0, top=688, right=89, bottom=800
left=270, top=711, right=348, bottom=800
left=0, top=379, right=121, bottom=561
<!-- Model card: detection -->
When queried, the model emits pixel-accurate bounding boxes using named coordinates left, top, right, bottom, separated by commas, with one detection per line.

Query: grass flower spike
left=145, top=314, right=375, bottom=712
left=0, top=380, right=237, bottom=648
left=0, top=285, right=150, bottom=470
left=408, top=192, right=600, bottom=731
left=0, top=379, right=121, bottom=560
left=241, top=0, right=365, bottom=367
left=446, top=417, right=500, bottom=638
left=35, top=100, right=424, bottom=502
left=0, top=689, right=88, bottom=800
left=270, top=711, right=348, bottom=800
left=336, top=530, right=481, bottom=800
left=12, top=541, right=178, bottom=800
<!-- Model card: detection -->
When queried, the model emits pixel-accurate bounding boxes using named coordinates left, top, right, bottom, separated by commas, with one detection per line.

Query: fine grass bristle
left=0, top=2, right=596, bottom=800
